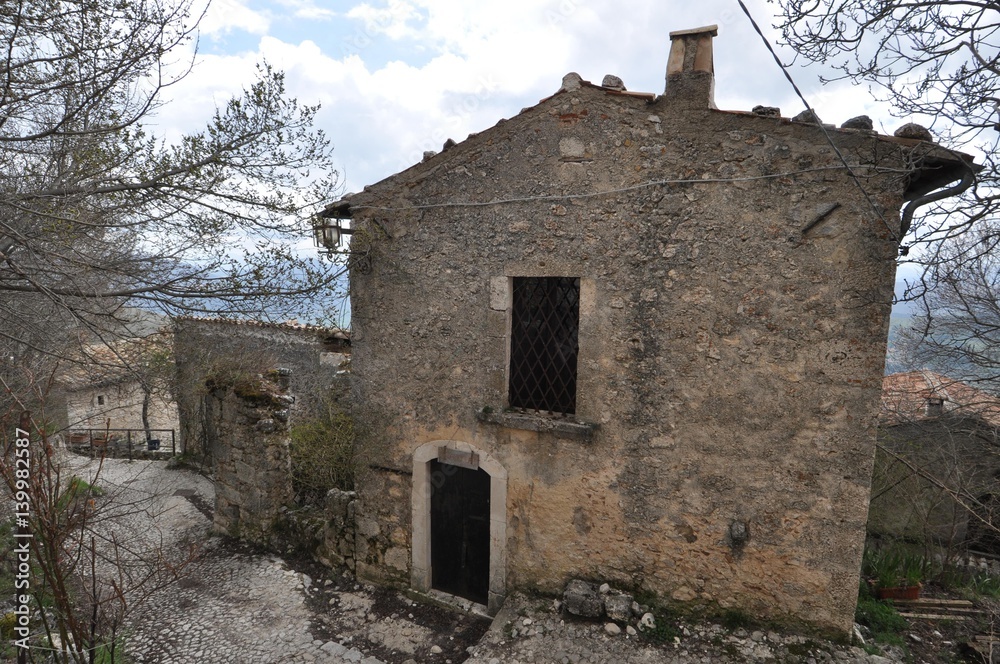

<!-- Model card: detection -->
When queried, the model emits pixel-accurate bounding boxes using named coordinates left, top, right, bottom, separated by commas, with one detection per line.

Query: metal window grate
left=508, top=276, right=579, bottom=415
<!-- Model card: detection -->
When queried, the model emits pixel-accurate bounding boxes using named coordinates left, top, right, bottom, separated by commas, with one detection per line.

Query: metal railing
left=65, top=428, right=176, bottom=459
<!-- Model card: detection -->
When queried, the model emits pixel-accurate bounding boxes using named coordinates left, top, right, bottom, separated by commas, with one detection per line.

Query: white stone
left=559, top=137, right=586, bottom=158
left=604, top=623, right=621, bottom=636
left=321, top=642, right=347, bottom=656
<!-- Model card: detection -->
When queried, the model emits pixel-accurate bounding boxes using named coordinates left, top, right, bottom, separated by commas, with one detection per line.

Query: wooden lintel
left=438, top=446, right=480, bottom=470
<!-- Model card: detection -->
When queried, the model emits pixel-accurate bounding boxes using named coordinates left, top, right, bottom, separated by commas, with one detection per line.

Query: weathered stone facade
left=870, top=372, right=1000, bottom=551
left=325, top=27, right=975, bottom=633
left=173, top=317, right=348, bottom=463
left=51, top=331, right=180, bottom=444
left=58, top=379, right=178, bottom=438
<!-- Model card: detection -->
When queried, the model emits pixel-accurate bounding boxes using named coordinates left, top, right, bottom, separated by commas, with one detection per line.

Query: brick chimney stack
left=665, top=25, right=718, bottom=108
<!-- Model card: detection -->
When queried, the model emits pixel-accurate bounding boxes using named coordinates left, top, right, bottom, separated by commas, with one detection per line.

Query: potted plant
left=868, top=548, right=923, bottom=601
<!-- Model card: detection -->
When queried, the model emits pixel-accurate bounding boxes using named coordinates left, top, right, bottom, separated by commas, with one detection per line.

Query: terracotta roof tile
left=881, top=371, right=1000, bottom=428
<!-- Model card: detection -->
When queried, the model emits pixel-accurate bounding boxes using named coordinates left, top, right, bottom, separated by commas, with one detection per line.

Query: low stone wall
left=201, top=370, right=359, bottom=574
left=273, top=489, right=358, bottom=572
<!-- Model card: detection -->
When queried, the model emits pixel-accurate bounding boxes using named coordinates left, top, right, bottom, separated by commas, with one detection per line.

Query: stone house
left=172, top=317, right=349, bottom=462
left=322, top=26, right=976, bottom=632
left=51, top=331, right=179, bottom=445
left=870, top=371, right=1000, bottom=553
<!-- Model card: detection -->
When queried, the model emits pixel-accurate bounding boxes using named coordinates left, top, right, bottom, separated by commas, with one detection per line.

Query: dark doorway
left=430, top=460, right=491, bottom=604
left=968, top=493, right=1000, bottom=555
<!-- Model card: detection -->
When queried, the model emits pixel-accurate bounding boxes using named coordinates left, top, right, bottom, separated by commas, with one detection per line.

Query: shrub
left=289, top=404, right=355, bottom=504
left=855, top=595, right=908, bottom=645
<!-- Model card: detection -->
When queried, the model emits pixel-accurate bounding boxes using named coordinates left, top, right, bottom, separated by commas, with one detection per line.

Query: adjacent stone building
left=322, top=26, right=976, bottom=632
left=52, top=331, right=180, bottom=445
left=173, top=317, right=349, bottom=463
left=871, top=371, right=1000, bottom=553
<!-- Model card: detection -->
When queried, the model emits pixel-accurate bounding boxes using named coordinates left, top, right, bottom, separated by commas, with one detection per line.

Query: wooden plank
left=896, top=605, right=983, bottom=614
left=894, top=598, right=975, bottom=607
left=437, top=446, right=479, bottom=470
left=898, top=612, right=970, bottom=621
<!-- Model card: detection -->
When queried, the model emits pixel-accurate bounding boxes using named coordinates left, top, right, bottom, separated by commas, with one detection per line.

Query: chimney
left=925, top=396, right=944, bottom=418
left=665, top=25, right=718, bottom=108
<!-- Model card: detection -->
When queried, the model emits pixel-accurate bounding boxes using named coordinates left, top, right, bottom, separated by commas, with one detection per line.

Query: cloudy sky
left=167, top=0, right=914, bottom=196
left=158, top=0, right=931, bottom=320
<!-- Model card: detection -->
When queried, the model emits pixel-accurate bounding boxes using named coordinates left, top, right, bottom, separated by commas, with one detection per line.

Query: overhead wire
left=344, top=165, right=898, bottom=213
left=734, top=0, right=902, bottom=244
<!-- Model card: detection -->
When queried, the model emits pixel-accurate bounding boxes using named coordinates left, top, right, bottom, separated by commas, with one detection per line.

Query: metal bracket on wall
left=801, top=202, right=842, bottom=237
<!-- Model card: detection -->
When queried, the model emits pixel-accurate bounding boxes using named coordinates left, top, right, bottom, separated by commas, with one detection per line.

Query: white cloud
left=346, top=0, right=425, bottom=40
left=276, top=0, right=338, bottom=21
left=197, top=0, right=271, bottom=36
left=150, top=0, right=912, bottom=195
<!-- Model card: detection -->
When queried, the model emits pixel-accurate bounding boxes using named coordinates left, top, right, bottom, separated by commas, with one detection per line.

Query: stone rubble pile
left=464, top=589, right=905, bottom=664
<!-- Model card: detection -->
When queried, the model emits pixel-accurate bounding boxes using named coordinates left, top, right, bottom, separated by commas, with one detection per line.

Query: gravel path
left=67, top=456, right=388, bottom=664
left=59, top=455, right=913, bottom=664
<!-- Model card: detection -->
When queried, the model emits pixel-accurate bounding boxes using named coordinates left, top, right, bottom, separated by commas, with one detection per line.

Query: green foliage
left=82, top=634, right=129, bottom=664
left=289, top=403, right=355, bottom=504
left=639, top=611, right=682, bottom=644
left=862, top=546, right=928, bottom=589
left=55, top=477, right=104, bottom=513
left=936, top=564, right=1000, bottom=599
left=855, top=591, right=908, bottom=646
left=962, top=573, right=1000, bottom=598
left=720, top=608, right=754, bottom=630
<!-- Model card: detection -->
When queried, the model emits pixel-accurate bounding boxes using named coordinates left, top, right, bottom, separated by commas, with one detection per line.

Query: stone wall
left=62, top=380, right=178, bottom=439
left=210, top=374, right=296, bottom=542
left=275, top=489, right=358, bottom=572
left=332, top=27, right=973, bottom=633
left=870, top=416, right=1000, bottom=549
left=173, top=318, right=347, bottom=463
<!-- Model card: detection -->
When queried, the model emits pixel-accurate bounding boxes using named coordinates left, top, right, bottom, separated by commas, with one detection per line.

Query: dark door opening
left=430, top=460, right=490, bottom=604
left=968, top=493, right=1000, bottom=555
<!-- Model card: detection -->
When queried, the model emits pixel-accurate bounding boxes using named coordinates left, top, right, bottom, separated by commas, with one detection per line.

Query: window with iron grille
left=508, top=276, right=580, bottom=415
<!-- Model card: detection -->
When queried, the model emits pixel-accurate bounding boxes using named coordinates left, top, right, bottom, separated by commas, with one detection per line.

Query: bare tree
left=0, top=0, right=345, bottom=392
left=772, top=1, right=997, bottom=276
left=895, top=232, right=1000, bottom=392
left=1, top=411, right=198, bottom=662
left=0, top=0, right=350, bottom=429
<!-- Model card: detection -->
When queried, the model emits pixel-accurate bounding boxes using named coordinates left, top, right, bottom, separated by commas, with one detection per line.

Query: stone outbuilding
left=322, top=26, right=976, bottom=633
left=871, top=371, right=1000, bottom=553
left=173, top=317, right=349, bottom=463
left=51, top=331, right=180, bottom=446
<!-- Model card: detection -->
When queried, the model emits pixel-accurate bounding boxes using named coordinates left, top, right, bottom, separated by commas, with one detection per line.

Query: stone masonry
left=173, top=317, right=348, bottom=464
left=324, top=26, right=976, bottom=633
left=211, top=373, right=295, bottom=543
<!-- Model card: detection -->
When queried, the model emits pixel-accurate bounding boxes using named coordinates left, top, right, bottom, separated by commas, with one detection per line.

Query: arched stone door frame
left=412, top=440, right=507, bottom=614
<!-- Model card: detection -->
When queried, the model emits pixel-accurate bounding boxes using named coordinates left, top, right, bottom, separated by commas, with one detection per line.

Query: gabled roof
left=881, top=371, right=1000, bottom=428
left=56, top=331, right=173, bottom=390
left=322, top=74, right=976, bottom=220
left=173, top=315, right=350, bottom=344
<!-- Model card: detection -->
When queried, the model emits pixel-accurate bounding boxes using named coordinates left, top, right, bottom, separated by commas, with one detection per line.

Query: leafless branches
left=774, top=1, right=1000, bottom=283
left=0, top=0, right=347, bottom=417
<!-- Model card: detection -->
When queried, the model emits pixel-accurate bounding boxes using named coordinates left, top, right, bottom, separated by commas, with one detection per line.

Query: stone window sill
left=476, top=410, right=597, bottom=441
